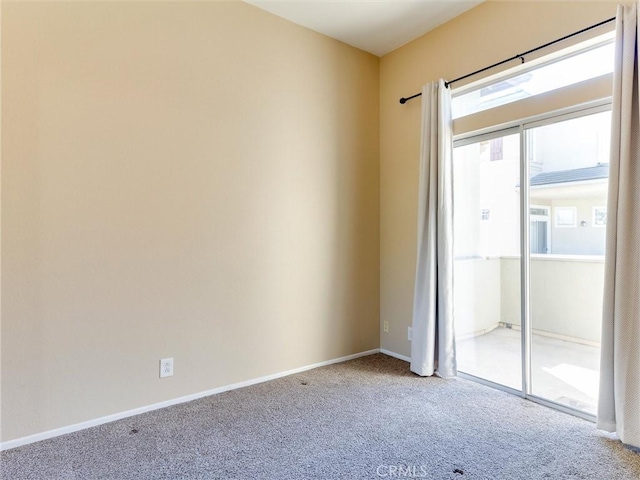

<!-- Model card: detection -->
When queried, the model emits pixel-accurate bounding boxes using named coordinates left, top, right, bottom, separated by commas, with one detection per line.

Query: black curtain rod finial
left=398, top=92, right=422, bottom=104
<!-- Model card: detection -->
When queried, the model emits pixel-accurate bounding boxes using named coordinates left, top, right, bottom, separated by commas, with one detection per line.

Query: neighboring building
left=529, top=164, right=608, bottom=255
left=454, top=112, right=610, bottom=259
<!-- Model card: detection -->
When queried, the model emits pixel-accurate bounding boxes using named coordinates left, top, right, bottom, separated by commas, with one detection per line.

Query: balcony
left=454, top=254, right=603, bottom=415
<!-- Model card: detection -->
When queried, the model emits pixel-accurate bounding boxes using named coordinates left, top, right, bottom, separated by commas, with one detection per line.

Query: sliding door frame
left=453, top=99, right=612, bottom=422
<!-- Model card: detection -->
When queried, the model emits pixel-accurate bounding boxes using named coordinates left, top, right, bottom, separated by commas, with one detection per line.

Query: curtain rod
left=398, top=16, right=616, bottom=105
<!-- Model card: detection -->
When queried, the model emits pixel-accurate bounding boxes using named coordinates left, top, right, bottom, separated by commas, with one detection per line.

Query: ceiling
left=244, top=1, right=483, bottom=57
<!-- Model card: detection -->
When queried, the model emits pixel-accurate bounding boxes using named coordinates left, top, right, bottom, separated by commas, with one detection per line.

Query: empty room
left=1, top=1, right=639, bottom=478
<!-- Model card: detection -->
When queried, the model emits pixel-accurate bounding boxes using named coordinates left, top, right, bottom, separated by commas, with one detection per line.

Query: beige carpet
left=2, top=353, right=639, bottom=479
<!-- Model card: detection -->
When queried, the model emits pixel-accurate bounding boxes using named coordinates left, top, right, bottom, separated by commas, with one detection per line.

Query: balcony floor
left=457, top=326, right=600, bottom=415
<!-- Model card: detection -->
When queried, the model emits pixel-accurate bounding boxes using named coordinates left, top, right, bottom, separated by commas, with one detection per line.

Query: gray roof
left=529, top=164, right=609, bottom=187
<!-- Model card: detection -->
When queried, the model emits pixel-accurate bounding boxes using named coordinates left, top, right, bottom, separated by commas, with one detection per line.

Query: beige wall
left=380, top=1, right=617, bottom=357
left=1, top=1, right=380, bottom=442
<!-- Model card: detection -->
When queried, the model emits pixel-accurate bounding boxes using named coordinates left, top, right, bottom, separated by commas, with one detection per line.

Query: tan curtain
left=410, top=80, right=456, bottom=378
left=597, top=3, right=640, bottom=449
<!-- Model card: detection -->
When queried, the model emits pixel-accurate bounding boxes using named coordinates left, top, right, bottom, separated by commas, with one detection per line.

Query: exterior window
left=593, top=206, right=607, bottom=227
left=490, top=138, right=503, bottom=161
left=555, top=207, right=577, bottom=227
left=452, top=39, right=615, bottom=119
left=530, top=207, right=549, bottom=216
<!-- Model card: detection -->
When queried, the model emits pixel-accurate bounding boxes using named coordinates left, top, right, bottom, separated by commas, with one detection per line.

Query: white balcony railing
left=454, top=255, right=604, bottom=345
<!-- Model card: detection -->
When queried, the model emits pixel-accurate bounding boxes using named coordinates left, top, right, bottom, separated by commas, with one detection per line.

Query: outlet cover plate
left=160, top=358, right=174, bottom=378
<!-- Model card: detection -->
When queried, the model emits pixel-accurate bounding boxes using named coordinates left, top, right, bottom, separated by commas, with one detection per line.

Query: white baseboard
left=0, top=348, right=380, bottom=451
left=380, top=348, right=410, bottom=363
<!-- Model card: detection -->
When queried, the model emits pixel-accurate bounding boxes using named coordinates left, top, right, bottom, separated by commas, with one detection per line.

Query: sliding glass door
left=526, top=110, right=610, bottom=415
left=453, top=130, right=522, bottom=391
left=453, top=106, right=610, bottom=417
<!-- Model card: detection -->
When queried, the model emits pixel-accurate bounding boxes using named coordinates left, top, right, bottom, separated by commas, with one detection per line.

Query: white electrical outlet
left=408, top=327, right=413, bottom=341
left=160, top=358, right=174, bottom=378
left=383, top=321, right=389, bottom=333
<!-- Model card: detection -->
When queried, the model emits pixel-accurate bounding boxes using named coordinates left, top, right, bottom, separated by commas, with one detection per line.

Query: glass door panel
left=526, top=110, right=610, bottom=414
left=453, top=132, right=522, bottom=391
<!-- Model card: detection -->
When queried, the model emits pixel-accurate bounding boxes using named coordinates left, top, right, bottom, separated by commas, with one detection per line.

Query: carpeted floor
left=2, top=353, right=639, bottom=479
